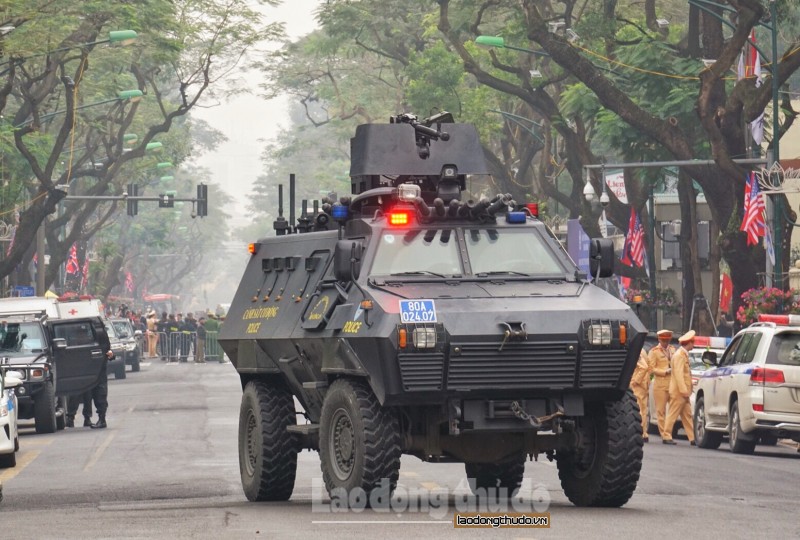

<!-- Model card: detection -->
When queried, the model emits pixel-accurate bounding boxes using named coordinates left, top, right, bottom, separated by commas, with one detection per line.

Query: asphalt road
left=1, top=359, right=798, bottom=539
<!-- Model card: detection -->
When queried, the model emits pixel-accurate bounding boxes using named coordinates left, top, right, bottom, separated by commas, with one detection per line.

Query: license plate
left=399, top=300, right=437, bottom=323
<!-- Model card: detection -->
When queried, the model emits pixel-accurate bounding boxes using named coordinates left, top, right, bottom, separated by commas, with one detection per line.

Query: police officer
left=167, top=314, right=181, bottom=362
left=663, top=330, right=696, bottom=445
left=648, top=329, right=675, bottom=442
left=630, top=347, right=652, bottom=442
left=65, top=390, right=93, bottom=428
left=89, top=322, right=115, bottom=429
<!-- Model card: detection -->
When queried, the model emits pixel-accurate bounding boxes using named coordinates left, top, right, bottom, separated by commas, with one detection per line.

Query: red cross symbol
left=68, top=308, right=78, bottom=315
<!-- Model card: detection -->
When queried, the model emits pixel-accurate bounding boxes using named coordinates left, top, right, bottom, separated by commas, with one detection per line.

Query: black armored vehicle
left=219, top=113, right=647, bottom=507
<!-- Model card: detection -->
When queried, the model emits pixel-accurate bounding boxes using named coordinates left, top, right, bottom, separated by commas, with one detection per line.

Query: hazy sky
left=192, top=0, right=322, bottom=226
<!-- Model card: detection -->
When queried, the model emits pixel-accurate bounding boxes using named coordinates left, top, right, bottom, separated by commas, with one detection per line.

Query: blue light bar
left=505, top=211, right=527, bottom=224
left=331, top=204, right=349, bottom=220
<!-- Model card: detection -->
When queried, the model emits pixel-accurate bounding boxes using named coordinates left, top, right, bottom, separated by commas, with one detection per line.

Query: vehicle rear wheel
left=729, top=400, right=756, bottom=455
left=56, top=396, right=67, bottom=431
left=33, top=381, right=57, bottom=434
left=465, top=453, right=526, bottom=497
left=0, top=451, right=15, bottom=469
left=693, top=396, right=722, bottom=449
left=319, top=378, right=401, bottom=506
left=238, top=380, right=297, bottom=501
left=556, top=390, right=643, bottom=507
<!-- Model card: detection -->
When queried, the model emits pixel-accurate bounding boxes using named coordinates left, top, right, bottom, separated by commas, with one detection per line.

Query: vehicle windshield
left=371, top=229, right=462, bottom=276
left=112, top=320, right=132, bottom=338
left=104, top=322, right=119, bottom=339
left=465, top=228, right=563, bottom=276
left=369, top=227, right=566, bottom=278
left=0, top=321, right=47, bottom=355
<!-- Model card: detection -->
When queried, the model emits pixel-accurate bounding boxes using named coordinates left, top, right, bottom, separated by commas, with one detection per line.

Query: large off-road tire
left=729, top=400, right=756, bottom=455
left=693, top=396, right=722, bottom=450
left=465, top=453, right=526, bottom=497
left=319, top=378, right=401, bottom=504
left=0, top=451, right=15, bottom=469
left=34, top=381, right=57, bottom=434
left=238, top=380, right=297, bottom=501
left=557, top=390, right=643, bottom=507
left=56, top=396, right=67, bottom=431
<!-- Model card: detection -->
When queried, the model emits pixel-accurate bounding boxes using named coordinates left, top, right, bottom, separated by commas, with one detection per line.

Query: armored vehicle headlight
left=412, top=327, right=437, bottom=349
left=16, top=386, right=26, bottom=395
left=587, top=323, right=612, bottom=346
left=398, top=183, right=421, bottom=202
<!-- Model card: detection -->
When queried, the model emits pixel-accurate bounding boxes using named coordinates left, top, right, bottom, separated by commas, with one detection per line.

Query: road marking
left=21, top=436, right=55, bottom=447
left=419, top=481, right=441, bottom=490
left=0, top=449, right=40, bottom=482
left=83, top=432, right=115, bottom=472
left=400, top=471, right=419, bottom=478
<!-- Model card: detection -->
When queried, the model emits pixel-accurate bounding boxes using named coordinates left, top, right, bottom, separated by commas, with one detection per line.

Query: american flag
left=625, top=207, right=645, bottom=267
left=740, top=172, right=766, bottom=246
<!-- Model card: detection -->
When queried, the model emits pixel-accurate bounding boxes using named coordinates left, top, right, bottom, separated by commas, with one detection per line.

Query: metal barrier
left=143, top=329, right=224, bottom=363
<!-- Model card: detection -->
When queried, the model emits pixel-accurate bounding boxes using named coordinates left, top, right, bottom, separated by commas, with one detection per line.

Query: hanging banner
left=604, top=169, right=627, bottom=204
left=567, top=219, right=592, bottom=281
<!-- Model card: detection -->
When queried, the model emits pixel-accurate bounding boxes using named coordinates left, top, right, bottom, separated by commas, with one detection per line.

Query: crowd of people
left=630, top=328, right=697, bottom=445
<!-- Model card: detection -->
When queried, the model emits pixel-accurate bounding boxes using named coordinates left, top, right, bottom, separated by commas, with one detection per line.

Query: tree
left=0, top=0, right=282, bottom=293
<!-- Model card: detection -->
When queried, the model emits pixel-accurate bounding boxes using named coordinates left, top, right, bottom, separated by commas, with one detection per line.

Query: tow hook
left=510, top=400, right=564, bottom=429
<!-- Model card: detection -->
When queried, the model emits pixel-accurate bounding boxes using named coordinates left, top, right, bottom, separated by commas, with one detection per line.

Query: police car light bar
left=757, top=314, right=800, bottom=326
left=693, top=336, right=731, bottom=348
left=505, top=211, right=526, bottom=224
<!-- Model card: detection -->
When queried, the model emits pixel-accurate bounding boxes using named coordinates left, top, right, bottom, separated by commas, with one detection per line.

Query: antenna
left=273, top=183, right=289, bottom=235
left=289, top=173, right=296, bottom=234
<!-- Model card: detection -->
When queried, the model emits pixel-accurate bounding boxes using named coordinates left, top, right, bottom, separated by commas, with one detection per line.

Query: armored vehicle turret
left=219, top=112, right=646, bottom=508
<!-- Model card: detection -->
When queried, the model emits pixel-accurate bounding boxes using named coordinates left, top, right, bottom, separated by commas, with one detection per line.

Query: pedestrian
left=195, top=317, right=207, bottom=363
left=83, top=321, right=115, bottom=429
left=204, top=314, right=220, bottom=361
left=647, top=329, right=675, bottom=442
left=663, top=330, right=697, bottom=446
left=177, top=313, right=191, bottom=362
left=146, top=310, right=159, bottom=358
left=157, top=311, right=169, bottom=359
left=167, top=314, right=181, bottom=362
left=630, top=346, right=652, bottom=442
left=65, top=390, right=93, bottom=428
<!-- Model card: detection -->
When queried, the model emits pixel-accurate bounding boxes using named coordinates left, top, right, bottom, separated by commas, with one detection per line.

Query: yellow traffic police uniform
left=664, top=345, right=695, bottom=443
left=629, top=349, right=651, bottom=439
left=648, top=343, right=675, bottom=439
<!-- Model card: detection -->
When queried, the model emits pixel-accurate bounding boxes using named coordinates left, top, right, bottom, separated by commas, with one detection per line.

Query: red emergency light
left=525, top=203, right=539, bottom=218
left=388, top=210, right=411, bottom=226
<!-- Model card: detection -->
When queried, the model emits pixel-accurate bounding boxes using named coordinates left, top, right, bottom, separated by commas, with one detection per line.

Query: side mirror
left=52, top=338, right=67, bottom=350
left=702, top=350, right=718, bottom=367
left=589, top=238, right=615, bottom=278
left=334, top=239, right=364, bottom=282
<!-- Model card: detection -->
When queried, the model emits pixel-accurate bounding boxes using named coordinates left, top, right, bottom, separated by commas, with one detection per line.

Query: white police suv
left=0, top=369, right=22, bottom=468
left=693, top=314, right=800, bottom=454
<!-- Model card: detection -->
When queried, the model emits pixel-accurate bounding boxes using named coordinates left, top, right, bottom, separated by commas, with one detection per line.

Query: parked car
left=694, top=314, right=800, bottom=454
left=0, top=369, right=23, bottom=468
left=646, top=340, right=724, bottom=436
left=103, top=321, right=127, bottom=380
left=109, top=318, right=142, bottom=372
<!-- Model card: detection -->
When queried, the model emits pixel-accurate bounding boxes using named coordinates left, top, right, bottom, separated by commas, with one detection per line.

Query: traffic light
left=158, top=191, right=175, bottom=208
left=126, top=183, right=139, bottom=216
left=197, top=183, right=208, bottom=217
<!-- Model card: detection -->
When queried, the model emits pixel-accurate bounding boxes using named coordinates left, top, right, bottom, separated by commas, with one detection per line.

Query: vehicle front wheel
left=556, top=390, right=643, bottom=507
left=56, top=396, right=67, bottom=431
left=33, top=381, right=57, bottom=434
left=693, top=396, right=722, bottom=449
left=238, top=380, right=298, bottom=501
left=465, top=453, right=526, bottom=497
left=319, top=378, right=401, bottom=506
left=729, top=400, right=756, bottom=455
